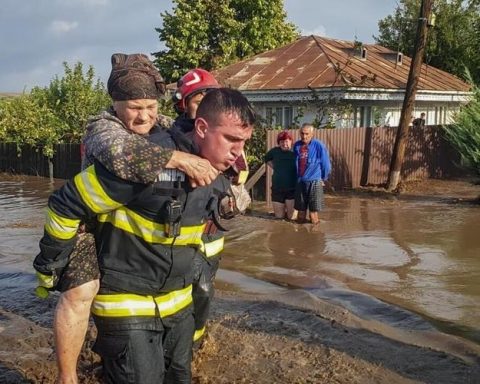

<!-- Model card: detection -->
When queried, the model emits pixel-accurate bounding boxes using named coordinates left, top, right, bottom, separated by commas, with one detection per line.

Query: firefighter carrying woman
left=33, top=53, right=253, bottom=384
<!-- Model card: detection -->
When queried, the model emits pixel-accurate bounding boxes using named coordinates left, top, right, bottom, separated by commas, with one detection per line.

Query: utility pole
left=387, top=0, right=434, bottom=191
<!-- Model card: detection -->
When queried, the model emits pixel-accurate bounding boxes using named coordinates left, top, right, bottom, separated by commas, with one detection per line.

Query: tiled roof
left=213, top=35, right=470, bottom=93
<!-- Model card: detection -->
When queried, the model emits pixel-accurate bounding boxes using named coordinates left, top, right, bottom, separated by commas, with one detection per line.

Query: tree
left=230, top=0, right=298, bottom=58
left=245, top=120, right=267, bottom=172
left=0, top=62, right=110, bottom=157
left=153, top=0, right=298, bottom=82
left=375, top=0, right=480, bottom=84
left=443, top=74, right=480, bottom=175
left=0, top=95, right=66, bottom=157
left=30, top=62, right=110, bottom=142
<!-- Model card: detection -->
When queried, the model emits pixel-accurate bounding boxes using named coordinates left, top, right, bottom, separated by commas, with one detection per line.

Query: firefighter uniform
left=34, top=127, right=227, bottom=384
left=191, top=162, right=249, bottom=343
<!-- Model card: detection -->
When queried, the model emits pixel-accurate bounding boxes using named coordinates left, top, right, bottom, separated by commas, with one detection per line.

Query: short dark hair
left=196, top=88, right=256, bottom=128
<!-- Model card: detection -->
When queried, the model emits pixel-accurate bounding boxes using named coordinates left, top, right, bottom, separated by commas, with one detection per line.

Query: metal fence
left=265, top=125, right=460, bottom=202
left=0, top=143, right=81, bottom=179
left=0, top=125, right=460, bottom=198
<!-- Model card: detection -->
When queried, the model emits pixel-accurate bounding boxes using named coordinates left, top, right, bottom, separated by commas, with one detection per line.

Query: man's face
left=300, top=127, right=313, bottom=144
left=278, top=138, right=292, bottom=151
left=185, top=93, right=205, bottom=119
left=196, top=112, right=253, bottom=171
left=113, top=99, right=158, bottom=135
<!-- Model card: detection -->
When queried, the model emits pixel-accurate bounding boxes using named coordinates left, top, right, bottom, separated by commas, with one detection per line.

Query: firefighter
left=172, top=68, right=220, bottom=132
left=39, top=54, right=220, bottom=384
left=172, top=69, right=251, bottom=344
left=34, top=86, right=256, bottom=382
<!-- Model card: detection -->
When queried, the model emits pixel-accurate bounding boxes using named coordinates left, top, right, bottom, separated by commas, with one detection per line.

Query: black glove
left=33, top=235, right=76, bottom=296
left=206, top=191, right=237, bottom=232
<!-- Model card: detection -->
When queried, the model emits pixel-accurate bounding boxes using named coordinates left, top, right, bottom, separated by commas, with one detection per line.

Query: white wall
left=255, top=100, right=461, bottom=128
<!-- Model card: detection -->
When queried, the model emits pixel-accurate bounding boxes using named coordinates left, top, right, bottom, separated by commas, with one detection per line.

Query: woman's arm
left=83, top=114, right=218, bottom=186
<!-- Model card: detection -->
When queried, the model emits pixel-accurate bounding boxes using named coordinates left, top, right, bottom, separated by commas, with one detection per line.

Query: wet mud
left=1, top=289, right=479, bottom=383
left=1, top=174, right=479, bottom=383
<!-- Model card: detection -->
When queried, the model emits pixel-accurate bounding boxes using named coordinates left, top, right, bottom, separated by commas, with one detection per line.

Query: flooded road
left=1, top=174, right=479, bottom=345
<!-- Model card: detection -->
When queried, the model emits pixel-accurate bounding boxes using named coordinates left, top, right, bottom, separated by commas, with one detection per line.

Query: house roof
left=213, top=35, right=470, bottom=93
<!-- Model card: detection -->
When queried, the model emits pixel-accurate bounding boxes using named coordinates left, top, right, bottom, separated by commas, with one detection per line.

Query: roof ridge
left=213, top=35, right=470, bottom=93
left=308, top=35, right=348, bottom=88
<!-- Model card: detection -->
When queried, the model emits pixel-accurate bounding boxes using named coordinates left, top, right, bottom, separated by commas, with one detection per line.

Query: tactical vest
left=93, top=127, right=218, bottom=296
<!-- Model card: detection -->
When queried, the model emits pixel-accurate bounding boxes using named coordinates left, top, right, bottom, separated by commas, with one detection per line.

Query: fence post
left=48, top=158, right=54, bottom=182
left=244, top=163, right=266, bottom=201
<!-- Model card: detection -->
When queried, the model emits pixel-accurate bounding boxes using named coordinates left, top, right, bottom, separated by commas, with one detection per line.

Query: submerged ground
left=0, top=176, right=479, bottom=383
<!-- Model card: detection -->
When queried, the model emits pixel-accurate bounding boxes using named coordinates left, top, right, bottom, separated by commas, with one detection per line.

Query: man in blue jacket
left=293, top=123, right=331, bottom=225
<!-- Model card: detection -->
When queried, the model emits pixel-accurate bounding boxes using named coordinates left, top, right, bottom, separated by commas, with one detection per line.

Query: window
left=266, top=107, right=273, bottom=125
left=275, top=107, right=283, bottom=127
left=284, top=107, right=293, bottom=127
left=265, top=106, right=294, bottom=128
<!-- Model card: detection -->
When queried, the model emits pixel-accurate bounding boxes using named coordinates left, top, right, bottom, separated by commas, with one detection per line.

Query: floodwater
left=1, top=174, right=479, bottom=345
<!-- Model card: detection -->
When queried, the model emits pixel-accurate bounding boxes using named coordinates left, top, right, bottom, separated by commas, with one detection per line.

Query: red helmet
left=173, top=68, right=220, bottom=113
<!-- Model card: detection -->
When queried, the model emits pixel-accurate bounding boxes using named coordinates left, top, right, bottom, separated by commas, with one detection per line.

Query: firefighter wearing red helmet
left=172, top=69, right=251, bottom=347
left=173, top=68, right=220, bottom=120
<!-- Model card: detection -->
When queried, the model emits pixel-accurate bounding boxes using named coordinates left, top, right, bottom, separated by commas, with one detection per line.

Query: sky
left=0, top=0, right=398, bottom=93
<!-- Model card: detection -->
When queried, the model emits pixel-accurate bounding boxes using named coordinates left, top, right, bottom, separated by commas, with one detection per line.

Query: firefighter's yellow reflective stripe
left=92, top=285, right=192, bottom=318
left=44, top=207, right=80, bottom=240
left=74, top=165, right=122, bottom=213
left=98, top=207, right=205, bottom=245
left=193, top=326, right=206, bottom=342
left=236, top=170, right=249, bottom=185
left=199, top=237, right=224, bottom=257
left=36, top=271, right=55, bottom=289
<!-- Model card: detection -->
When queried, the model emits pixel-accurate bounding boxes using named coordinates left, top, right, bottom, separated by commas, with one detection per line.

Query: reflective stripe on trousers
left=193, top=326, right=206, bottom=342
left=92, top=285, right=192, bottom=318
left=199, top=237, right=224, bottom=258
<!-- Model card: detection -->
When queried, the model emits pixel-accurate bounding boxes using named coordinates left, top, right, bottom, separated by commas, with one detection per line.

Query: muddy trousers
left=93, top=313, right=194, bottom=384
left=192, top=255, right=220, bottom=336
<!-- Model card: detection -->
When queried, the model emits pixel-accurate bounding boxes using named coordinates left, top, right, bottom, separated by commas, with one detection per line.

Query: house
left=212, top=35, right=471, bottom=128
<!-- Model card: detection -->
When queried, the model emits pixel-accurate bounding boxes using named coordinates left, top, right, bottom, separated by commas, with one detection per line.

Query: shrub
left=443, top=82, right=480, bottom=175
left=0, top=95, right=66, bottom=157
left=30, top=62, right=110, bottom=143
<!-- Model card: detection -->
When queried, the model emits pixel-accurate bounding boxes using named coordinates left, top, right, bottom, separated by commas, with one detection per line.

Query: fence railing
left=0, top=125, right=460, bottom=203
left=0, top=143, right=81, bottom=179
left=263, top=125, right=460, bottom=205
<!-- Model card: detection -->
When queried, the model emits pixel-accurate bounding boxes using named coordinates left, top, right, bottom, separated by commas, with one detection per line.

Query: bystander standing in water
left=293, top=123, right=331, bottom=225
left=265, top=130, right=297, bottom=220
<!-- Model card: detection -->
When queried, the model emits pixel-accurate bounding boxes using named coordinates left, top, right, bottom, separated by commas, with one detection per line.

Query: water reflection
left=224, top=197, right=480, bottom=342
left=1, top=174, right=479, bottom=343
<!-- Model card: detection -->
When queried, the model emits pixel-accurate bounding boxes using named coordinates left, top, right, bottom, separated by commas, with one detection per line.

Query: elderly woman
left=265, top=130, right=297, bottom=220
left=36, top=53, right=219, bottom=384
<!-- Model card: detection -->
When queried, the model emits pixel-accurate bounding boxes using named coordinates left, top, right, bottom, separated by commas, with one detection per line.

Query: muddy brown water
left=1, top=175, right=479, bottom=346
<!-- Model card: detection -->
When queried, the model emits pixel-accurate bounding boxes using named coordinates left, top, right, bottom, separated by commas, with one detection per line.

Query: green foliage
left=375, top=0, right=480, bottom=84
left=443, top=77, right=480, bottom=174
left=230, top=0, right=298, bottom=58
left=158, top=97, right=179, bottom=119
left=0, top=62, right=109, bottom=157
left=153, top=0, right=298, bottom=82
left=245, top=119, right=268, bottom=172
left=0, top=95, right=66, bottom=157
left=303, top=89, right=353, bottom=129
left=30, top=62, right=110, bottom=143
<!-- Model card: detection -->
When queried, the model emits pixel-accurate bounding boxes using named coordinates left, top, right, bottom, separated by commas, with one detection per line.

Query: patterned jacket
left=82, top=108, right=174, bottom=181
